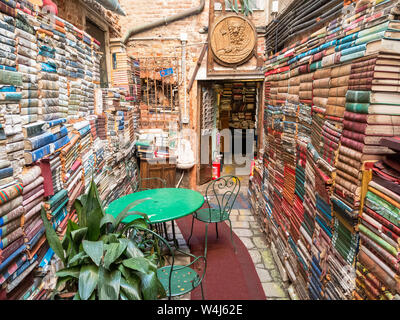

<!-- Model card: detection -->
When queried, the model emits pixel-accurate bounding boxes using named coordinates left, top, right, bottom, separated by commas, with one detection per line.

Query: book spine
left=342, top=129, right=366, bottom=143
left=348, top=85, right=373, bottom=91
left=25, top=135, right=70, bottom=164
left=341, top=44, right=367, bottom=56
left=343, top=119, right=367, bottom=133
left=23, top=123, right=45, bottom=138
left=341, top=137, right=364, bottom=152
left=344, top=111, right=368, bottom=122
left=346, top=90, right=371, bottom=103
left=351, top=65, right=375, bottom=74
left=0, top=167, right=13, bottom=180
left=27, top=126, right=68, bottom=150
left=350, top=71, right=374, bottom=79
left=348, top=78, right=373, bottom=86
left=345, top=102, right=370, bottom=114
left=351, top=58, right=377, bottom=69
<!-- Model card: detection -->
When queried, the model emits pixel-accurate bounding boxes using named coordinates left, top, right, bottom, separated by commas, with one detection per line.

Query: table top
left=105, top=188, right=205, bottom=224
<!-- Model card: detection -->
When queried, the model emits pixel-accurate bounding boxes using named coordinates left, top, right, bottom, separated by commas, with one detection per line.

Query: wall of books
left=249, top=0, right=400, bottom=300
left=0, top=1, right=138, bottom=300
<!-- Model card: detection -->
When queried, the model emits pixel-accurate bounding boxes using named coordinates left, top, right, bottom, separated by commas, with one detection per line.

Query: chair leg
left=200, top=283, right=205, bottom=300
left=204, top=223, right=209, bottom=258
left=228, top=219, right=237, bottom=253
left=215, top=222, right=219, bottom=239
left=187, top=215, right=195, bottom=247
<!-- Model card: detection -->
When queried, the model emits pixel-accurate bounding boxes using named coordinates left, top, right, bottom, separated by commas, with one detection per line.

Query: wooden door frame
left=196, top=78, right=264, bottom=185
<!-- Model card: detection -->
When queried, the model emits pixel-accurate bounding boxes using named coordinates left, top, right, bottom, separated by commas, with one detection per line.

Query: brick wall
left=53, top=0, right=121, bottom=37
left=118, top=0, right=268, bottom=187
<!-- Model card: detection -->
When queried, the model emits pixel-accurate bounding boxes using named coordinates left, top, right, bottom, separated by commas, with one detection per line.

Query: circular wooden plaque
left=210, top=14, right=257, bottom=67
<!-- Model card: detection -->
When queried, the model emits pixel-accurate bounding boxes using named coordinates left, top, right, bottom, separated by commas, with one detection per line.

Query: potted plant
left=41, top=179, right=166, bottom=300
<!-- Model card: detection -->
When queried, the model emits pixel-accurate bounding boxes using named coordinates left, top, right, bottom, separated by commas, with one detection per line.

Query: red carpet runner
left=175, top=194, right=266, bottom=300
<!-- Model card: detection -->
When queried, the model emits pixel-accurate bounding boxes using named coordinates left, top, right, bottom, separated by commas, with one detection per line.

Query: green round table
left=105, top=188, right=205, bottom=224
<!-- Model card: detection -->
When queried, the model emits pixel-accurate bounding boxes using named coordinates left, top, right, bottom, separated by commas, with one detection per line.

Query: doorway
left=198, top=79, right=263, bottom=185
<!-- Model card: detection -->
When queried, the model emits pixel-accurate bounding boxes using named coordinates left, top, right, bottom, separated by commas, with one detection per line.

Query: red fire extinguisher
left=212, top=156, right=221, bottom=180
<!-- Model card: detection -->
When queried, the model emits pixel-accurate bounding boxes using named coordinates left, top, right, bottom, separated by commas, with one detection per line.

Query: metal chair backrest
left=126, top=225, right=206, bottom=299
left=204, top=175, right=241, bottom=221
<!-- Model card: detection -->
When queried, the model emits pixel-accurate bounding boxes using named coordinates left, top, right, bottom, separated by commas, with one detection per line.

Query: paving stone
left=231, top=221, right=250, bottom=229
left=233, top=228, right=253, bottom=237
left=256, top=268, right=273, bottom=282
left=249, top=249, right=262, bottom=264
left=239, top=237, right=255, bottom=249
left=261, top=250, right=276, bottom=269
left=238, top=209, right=252, bottom=216
left=269, top=268, right=283, bottom=282
left=262, top=282, right=288, bottom=298
left=237, top=215, right=255, bottom=222
left=253, top=236, right=268, bottom=249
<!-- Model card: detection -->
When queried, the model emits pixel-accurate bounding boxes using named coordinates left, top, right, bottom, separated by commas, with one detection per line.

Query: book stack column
left=0, top=11, right=20, bottom=190
left=43, top=189, right=68, bottom=239
left=37, top=16, right=61, bottom=122
left=73, top=121, right=93, bottom=193
left=9, top=13, right=27, bottom=180
left=356, top=137, right=400, bottom=299
left=60, top=131, right=83, bottom=213
left=16, top=12, right=38, bottom=127
left=68, top=80, right=81, bottom=118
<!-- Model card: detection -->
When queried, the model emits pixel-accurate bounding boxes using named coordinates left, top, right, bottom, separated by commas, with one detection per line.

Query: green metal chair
left=127, top=225, right=207, bottom=300
left=187, top=175, right=241, bottom=257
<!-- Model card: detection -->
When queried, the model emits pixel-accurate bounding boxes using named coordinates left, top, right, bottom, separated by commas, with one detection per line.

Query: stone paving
left=224, top=207, right=289, bottom=300
left=163, top=186, right=290, bottom=300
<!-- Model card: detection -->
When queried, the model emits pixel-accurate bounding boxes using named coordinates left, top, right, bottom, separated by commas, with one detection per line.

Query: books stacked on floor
left=355, top=136, right=400, bottom=300
left=72, top=120, right=93, bottom=193
left=0, top=164, right=45, bottom=300
left=60, top=131, right=83, bottom=213
left=259, top=0, right=400, bottom=300
left=0, top=0, right=141, bottom=300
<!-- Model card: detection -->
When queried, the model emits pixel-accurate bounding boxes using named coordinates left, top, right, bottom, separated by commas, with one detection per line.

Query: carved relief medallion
left=210, top=15, right=257, bottom=67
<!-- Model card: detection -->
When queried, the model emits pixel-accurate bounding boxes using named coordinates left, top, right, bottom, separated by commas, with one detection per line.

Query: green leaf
left=114, top=198, right=150, bottom=230
left=78, top=264, right=99, bottom=300
left=73, top=292, right=81, bottom=300
left=86, top=207, right=104, bottom=242
left=118, top=264, right=142, bottom=300
left=119, top=290, right=128, bottom=300
left=103, top=242, right=128, bottom=270
left=122, top=257, right=150, bottom=274
left=123, top=239, right=144, bottom=258
left=40, top=207, right=65, bottom=264
left=74, top=195, right=87, bottom=227
left=82, top=240, right=104, bottom=266
left=120, top=217, right=149, bottom=236
left=74, top=179, right=104, bottom=241
left=98, top=266, right=121, bottom=300
left=68, top=251, right=89, bottom=266
left=56, top=266, right=81, bottom=278
left=71, top=227, right=88, bottom=244
left=137, top=270, right=166, bottom=300
left=55, top=276, right=74, bottom=291
left=100, top=214, right=116, bottom=231
left=62, top=220, right=80, bottom=250
left=120, top=277, right=141, bottom=300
